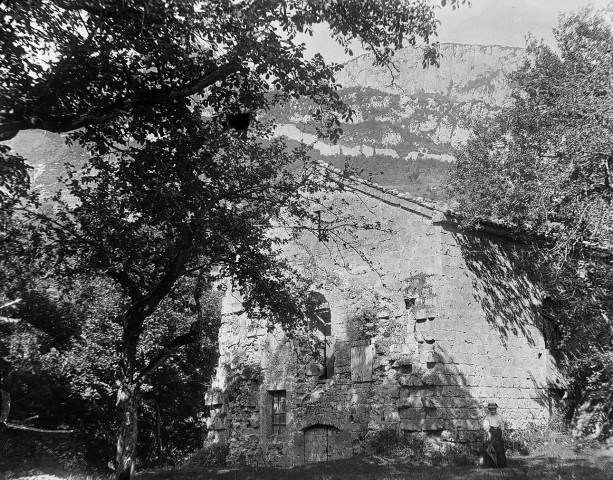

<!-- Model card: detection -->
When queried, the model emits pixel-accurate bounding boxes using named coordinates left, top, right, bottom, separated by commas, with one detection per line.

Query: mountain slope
left=271, top=43, right=525, bottom=199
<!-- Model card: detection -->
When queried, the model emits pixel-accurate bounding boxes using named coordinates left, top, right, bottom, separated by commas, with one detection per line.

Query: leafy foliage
left=0, top=0, right=466, bottom=144
left=182, top=442, right=230, bottom=468
left=1, top=275, right=221, bottom=469
left=449, top=6, right=613, bottom=253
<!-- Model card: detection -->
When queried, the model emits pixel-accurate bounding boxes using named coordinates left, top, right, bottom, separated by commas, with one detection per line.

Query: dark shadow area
left=451, top=226, right=541, bottom=348
left=450, top=226, right=556, bottom=414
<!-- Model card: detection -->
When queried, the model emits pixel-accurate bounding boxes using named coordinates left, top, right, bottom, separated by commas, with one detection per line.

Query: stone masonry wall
left=205, top=183, right=555, bottom=465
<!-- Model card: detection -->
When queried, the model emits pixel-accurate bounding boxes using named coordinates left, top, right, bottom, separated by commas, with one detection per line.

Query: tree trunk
left=116, top=379, right=138, bottom=478
left=155, top=399, right=163, bottom=463
left=0, top=389, right=10, bottom=424
left=115, top=325, right=140, bottom=479
left=0, top=361, right=12, bottom=425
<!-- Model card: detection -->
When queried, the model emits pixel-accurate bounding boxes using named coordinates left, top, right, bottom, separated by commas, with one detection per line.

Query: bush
left=369, top=428, right=480, bottom=466
left=571, top=391, right=613, bottom=440
left=368, top=429, right=435, bottom=464
left=368, top=428, right=402, bottom=455
left=505, top=423, right=549, bottom=456
left=182, top=442, right=229, bottom=467
left=0, top=429, right=87, bottom=471
left=440, top=443, right=477, bottom=467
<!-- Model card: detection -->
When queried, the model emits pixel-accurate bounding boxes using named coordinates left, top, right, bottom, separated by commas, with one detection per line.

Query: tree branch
left=123, top=235, right=194, bottom=333
left=106, top=268, right=143, bottom=302
left=0, top=62, right=241, bottom=141
left=133, top=324, right=199, bottom=387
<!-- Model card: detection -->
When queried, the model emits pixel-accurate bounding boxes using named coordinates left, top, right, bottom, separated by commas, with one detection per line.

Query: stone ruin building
left=205, top=172, right=566, bottom=466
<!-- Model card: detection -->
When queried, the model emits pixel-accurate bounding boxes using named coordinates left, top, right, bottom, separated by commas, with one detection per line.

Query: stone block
left=212, top=416, right=226, bottom=431
left=385, top=411, right=401, bottom=422
left=419, top=385, right=439, bottom=397
left=443, top=374, right=466, bottom=386
left=400, top=419, right=422, bottom=431
left=349, top=421, right=365, bottom=432
left=422, top=397, right=444, bottom=408
left=399, top=408, right=422, bottom=420
left=422, top=373, right=445, bottom=386
left=445, top=418, right=467, bottom=430
left=391, top=355, right=414, bottom=368
left=422, top=350, right=437, bottom=363
left=423, top=419, right=444, bottom=431
left=399, top=374, right=424, bottom=387
left=441, top=386, right=468, bottom=397
left=306, top=363, right=323, bottom=376
left=380, top=384, right=401, bottom=399
left=438, top=407, right=459, bottom=420
left=453, top=397, right=479, bottom=408
left=397, top=397, right=422, bottom=409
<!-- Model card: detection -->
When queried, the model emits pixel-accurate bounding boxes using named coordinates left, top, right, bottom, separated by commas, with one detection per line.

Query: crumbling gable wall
left=205, top=182, right=555, bottom=465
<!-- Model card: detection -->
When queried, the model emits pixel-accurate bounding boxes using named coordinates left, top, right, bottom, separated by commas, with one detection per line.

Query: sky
left=298, top=0, right=613, bottom=64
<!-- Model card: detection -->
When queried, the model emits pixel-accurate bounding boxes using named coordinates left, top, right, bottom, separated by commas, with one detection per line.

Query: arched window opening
left=307, top=292, right=334, bottom=380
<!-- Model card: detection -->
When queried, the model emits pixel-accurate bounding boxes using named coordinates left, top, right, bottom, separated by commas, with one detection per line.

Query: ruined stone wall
left=205, top=184, right=554, bottom=465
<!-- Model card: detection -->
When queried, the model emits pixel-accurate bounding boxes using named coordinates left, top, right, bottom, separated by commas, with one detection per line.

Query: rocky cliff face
left=337, top=43, right=524, bottom=105
left=3, top=130, right=88, bottom=201
left=272, top=43, right=525, bottom=199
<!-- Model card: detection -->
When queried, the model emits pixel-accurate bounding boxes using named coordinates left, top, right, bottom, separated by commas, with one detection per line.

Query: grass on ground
left=1, top=432, right=612, bottom=480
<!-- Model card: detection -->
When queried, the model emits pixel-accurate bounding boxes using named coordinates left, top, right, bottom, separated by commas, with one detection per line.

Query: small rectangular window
left=271, top=390, right=286, bottom=434
left=320, top=338, right=335, bottom=381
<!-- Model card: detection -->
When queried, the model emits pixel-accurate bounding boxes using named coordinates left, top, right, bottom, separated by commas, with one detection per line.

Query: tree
left=0, top=0, right=464, bottom=144
left=48, top=276, right=222, bottom=469
left=2, top=1, right=468, bottom=476
left=449, top=5, right=613, bottom=253
left=0, top=161, right=40, bottom=428
left=448, top=5, right=613, bottom=432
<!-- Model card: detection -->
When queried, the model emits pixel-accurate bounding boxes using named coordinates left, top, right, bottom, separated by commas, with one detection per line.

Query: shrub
left=505, top=423, right=549, bottom=456
left=182, top=442, right=229, bottom=467
left=367, top=429, right=427, bottom=462
left=369, top=428, right=479, bottom=466
left=368, top=428, right=402, bottom=455
left=441, top=443, right=477, bottom=466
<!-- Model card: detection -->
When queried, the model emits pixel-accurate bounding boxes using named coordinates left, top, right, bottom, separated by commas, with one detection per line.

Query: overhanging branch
left=0, top=61, right=241, bottom=141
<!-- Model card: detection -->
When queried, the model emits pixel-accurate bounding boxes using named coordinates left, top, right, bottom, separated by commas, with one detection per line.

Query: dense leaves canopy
left=449, top=6, right=613, bottom=256
left=0, top=0, right=463, bottom=146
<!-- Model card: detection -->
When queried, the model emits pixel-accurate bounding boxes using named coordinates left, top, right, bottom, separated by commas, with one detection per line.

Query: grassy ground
left=1, top=433, right=612, bottom=480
